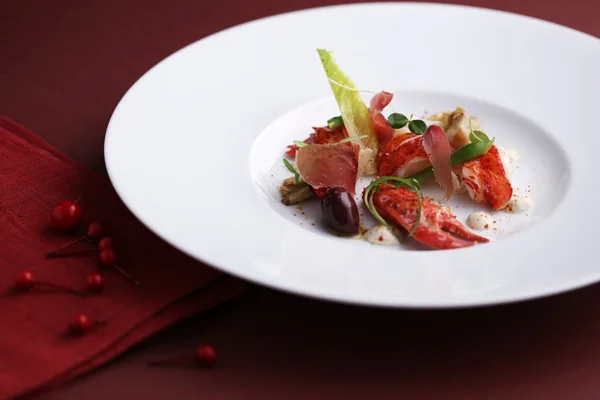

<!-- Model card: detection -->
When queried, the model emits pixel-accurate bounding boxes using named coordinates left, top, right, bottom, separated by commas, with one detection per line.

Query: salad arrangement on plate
left=280, top=49, right=531, bottom=250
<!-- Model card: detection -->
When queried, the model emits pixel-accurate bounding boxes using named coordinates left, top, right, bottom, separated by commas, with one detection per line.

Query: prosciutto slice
left=285, top=125, right=347, bottom=158
left=422, top=125, right=459, bottom=200
left=296, top=143, right=358, bottom=194
left=369, top=91, right=395, bottom=149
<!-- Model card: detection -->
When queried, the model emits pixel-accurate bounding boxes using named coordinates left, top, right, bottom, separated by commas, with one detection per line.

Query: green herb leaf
left=283, top=158, right=296, bottom=174
left=452, top=138, right=495, bottom=165
left=468, top=118, right=490, bottom=143
left=327, top=116, right=344, bottom=129
left=363, top=176, right=423, bottom=239
left=408, top=120, right=427, bottom=134
left=387, top=113, right=409, bottom=129
left=293, top=140, right=308, bottom=148
left=283, top=158, right=300, bottom=184
left=469, top=130, right=489, bottom=142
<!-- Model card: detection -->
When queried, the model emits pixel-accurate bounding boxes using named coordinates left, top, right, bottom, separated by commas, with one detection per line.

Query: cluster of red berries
left=12, top=199, right=138, bottom=336
left=13, top=199, right=217, bottom=365
left=46, top=200, right=139, bottom=285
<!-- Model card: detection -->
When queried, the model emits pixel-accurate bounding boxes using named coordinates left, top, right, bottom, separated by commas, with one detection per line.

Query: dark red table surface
left=2, top=0, right=599, bottom=399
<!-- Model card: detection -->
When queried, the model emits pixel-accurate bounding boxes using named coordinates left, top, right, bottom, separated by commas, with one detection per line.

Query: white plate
left=105, top=3, right=600, bottom=308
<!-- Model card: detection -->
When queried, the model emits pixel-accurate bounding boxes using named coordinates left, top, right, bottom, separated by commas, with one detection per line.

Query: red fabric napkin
left=0, top=117, right=246, bottom=399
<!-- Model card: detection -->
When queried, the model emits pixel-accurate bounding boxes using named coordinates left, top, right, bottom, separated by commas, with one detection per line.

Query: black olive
left=321, top=188, right=360, bottom=235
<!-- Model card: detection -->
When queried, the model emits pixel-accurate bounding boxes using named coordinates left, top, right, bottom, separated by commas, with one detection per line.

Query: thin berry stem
left=35, top=281, right=87, bottom=297
left=48, top=236, right=88, bottom=254
left=109, top=264, right=141, bottom=286
left=46, top=247, right=98, bottom=259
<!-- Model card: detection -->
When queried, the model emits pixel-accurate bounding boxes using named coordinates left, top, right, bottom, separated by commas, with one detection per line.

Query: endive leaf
left=317, top=49, right=378, bottom=175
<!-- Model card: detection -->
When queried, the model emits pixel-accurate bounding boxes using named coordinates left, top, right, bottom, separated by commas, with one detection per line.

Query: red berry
left=98, top=247, right=140, bottom=286
left=147, top=345, right=216, bottom=368
left=14, top=270, right=35, bottom=291
left=71, top=314, right=93, bottom=335
left=98, top=237, right=113, bottom=251
left=86, top=273, right=105, bottom=293
left=99, top=249, right=116, bottom=265
left=195, top=345, right=216, bottom=367
left=51, top=200, right=83, bottom=231
left=87, top=222, right=104, bottom=240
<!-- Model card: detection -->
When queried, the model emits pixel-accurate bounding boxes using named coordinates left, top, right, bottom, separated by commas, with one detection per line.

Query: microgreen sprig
left=293, top=135, right=367, bottom=149
left=327, top=78, right=377, bottom=95
left=327, top=116, right=344, bottom=129
left=468, top=118, right=490, bottom=142
left=283, top=159, right=300, bottom=184
left=387, top=113, right=427, bottom=134
left=363, top=176, right=423, bottom=238
left=326, top=78, right=397, bottom=114
left=293, top=140, right=307, bottom=148
left=332, top=134, right=368, bottom=145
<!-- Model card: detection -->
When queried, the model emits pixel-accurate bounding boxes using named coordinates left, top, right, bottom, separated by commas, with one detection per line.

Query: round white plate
left=105, top=2, right=600, bottom=308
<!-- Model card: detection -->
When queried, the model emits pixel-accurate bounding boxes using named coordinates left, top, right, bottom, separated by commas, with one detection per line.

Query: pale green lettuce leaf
left=317, top=49, right=378, bottom=175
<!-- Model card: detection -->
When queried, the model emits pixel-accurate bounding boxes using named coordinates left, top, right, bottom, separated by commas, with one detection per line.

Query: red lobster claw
left=373, top=185, right=489, bottom=250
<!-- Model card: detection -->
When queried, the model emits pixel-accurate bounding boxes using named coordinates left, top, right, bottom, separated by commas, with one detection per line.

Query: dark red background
left=2, top=0, right=599, bottom=399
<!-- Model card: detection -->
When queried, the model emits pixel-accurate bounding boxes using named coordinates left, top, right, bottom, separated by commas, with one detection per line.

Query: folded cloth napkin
left=0, top=117, right=246, bottom=399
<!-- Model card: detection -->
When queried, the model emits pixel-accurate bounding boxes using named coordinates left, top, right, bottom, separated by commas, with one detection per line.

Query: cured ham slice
left=422, top=125, right=459, bottom=199
left=296, top=143, right=358, bottom=194
left=429, top=107, right=479, bottom=149
left=369, top=91, right=395, bottom=149
left=285, top=125, right=348, bottom=158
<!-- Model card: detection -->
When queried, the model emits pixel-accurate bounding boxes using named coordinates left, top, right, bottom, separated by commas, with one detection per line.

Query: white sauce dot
left=505, top=194, right=533, bottom=213
left=495, top=146, right=513, bottom=182
left=496, top=145, right=520, bottom=165
left=506, top=148, right=520, bottom=164
left=466, top=212, right=494, bottom=231
left=364, top=225, right=400, bottom=245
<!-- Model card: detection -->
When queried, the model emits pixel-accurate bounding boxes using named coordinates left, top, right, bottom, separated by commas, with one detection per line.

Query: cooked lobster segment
left=461, top=145, right=513, bottom=210
left=372, top=185, right=489, bottom=250
left=378, top=133, right=431, bottom=178
left=377, top=122, right=513, bottom=211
